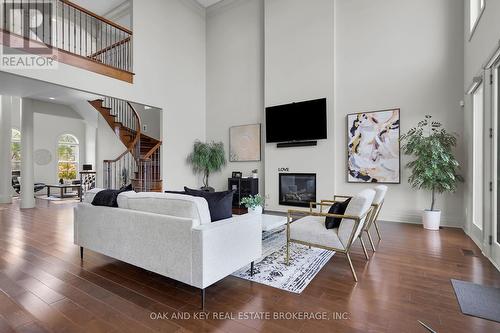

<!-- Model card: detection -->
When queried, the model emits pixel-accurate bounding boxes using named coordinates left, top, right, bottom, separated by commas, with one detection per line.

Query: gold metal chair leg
left=374, top=220, right=382, bottom=240
left=366, top=230, right=376, bottom=252
left=359, top=236, right=370, bottom=260
left=286, top=240, right=290, bottom=265
left=345, top=252, right=358, bottom=282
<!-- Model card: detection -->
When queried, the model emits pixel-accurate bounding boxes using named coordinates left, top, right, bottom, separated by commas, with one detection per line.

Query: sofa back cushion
left=184, top=187, right=234, bottom=222
left=117, top=192, right=211, bottom=226
left=83, top=188, right=104, bottom=204
left=91, top=185, right=134, bottom=207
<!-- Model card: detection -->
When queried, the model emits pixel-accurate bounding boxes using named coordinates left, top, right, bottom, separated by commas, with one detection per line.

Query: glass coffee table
left=238, top=213, right=287, bottom=232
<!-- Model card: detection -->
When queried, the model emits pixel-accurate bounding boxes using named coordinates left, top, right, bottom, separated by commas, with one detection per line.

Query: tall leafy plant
left=187, top=141, right=226, bottom=189
left=401, top=115, right=463, bottom=211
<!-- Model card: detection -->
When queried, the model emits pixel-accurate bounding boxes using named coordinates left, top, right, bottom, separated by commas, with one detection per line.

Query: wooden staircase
left=89, top=98, right=162, bottom=192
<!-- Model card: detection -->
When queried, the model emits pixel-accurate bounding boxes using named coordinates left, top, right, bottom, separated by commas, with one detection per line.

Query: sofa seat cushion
left=290, top=216, right=345, bottom=250
left=117, top=192, right=211, bottom=225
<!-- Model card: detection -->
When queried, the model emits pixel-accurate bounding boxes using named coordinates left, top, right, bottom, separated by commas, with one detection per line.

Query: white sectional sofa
left=74, top=189, right=262, bottom=308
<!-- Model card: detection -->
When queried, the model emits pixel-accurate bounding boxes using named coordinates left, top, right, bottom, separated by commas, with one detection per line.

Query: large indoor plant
left=187, top=140, right=226, bottom=192
left=401, top=115, right=463, bottom=230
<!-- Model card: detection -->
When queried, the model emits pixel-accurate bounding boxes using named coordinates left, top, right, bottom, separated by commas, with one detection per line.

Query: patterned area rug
left=232, top=227, right=334, bottom=293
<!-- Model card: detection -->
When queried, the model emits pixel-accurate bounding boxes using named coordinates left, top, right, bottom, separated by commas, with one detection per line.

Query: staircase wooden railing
left=139, top=141, right=162, bottom=193
left=0, top=0, right=133, bottom=78
left=102, top=98, right=143, bottom=191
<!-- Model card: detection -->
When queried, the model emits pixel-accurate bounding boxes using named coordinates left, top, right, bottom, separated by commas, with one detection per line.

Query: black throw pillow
left=91, top=185, right=134, bottom=207
left=120, top=184, right=133, bottom=192
left=325, top=198, right=351, bottom=229
left=184, top=187, right=234, bottom=222
left=164, top=190, right=188, bottom=195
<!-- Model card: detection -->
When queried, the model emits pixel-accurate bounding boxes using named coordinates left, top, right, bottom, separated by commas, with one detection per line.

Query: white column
left=0, top=96, right=12, bottom=204
left=20, top=98, right=35, bottom=209
left=85, top=124, right=97, bottom=169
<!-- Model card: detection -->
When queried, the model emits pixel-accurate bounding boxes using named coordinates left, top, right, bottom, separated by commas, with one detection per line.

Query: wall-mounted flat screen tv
left=265, top=98, right=327, bottom=143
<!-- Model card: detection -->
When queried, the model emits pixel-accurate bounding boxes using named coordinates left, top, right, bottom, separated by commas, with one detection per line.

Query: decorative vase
left=422, top=210, right=441, bottom=230
left=252, top=173, right=258, bottom=179
left=248, top=205, right=263, bottom=214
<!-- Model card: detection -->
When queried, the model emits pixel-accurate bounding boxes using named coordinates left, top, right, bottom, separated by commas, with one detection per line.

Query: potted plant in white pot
left=240, top=194, right=265, bottom=214
left=401, top=115, right=463, bottom=230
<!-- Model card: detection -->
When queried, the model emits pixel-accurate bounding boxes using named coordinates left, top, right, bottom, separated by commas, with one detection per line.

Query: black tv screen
left=265, top=98, right=327, bottom=143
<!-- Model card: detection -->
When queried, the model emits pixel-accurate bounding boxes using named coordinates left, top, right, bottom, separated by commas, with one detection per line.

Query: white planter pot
left=422, top=210, right=441, bottom=230
left=248, top=206, right=263, bottom=214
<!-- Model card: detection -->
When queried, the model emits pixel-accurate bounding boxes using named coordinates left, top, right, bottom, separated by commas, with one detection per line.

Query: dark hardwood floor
left=0, top=199, right=499, bottom=332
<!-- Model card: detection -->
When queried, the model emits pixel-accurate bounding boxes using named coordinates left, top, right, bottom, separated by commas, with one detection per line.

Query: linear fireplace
left=279, top=173, right=316, bottom=207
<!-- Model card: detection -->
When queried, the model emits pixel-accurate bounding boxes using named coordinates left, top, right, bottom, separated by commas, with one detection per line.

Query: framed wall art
left=229, top=124, right=261, bottom=162
left=347, top=108, right=400, bottom=183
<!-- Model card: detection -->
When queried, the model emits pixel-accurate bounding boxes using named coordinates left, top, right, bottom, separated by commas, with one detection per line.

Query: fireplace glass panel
left=279, top=173, right=316, bottom=207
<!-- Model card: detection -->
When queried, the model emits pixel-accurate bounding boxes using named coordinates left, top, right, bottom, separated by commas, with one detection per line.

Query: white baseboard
left=266, top=206, right=464, bottom=228
left=488, top=257, right=500, bottom=272
left=378, top=218, right=463, bottom=229
left=463, top=227, right=500, bottom=273
left=379, top=212, right=464, bottom=228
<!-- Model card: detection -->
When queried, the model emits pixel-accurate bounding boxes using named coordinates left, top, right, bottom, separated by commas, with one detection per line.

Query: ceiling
left=0, top=72, right=99, bottom=106
left=71, top=0, right=129, bottom=16
left=0, top=71, right=160, bottom=112
left=196, top=0, right=224, bottom=8
left=72, top=0, right=222, bottom=14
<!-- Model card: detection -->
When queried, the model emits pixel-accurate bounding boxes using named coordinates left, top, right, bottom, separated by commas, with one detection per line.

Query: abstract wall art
left=229, top=124, right=261, bottom=162
left=347, top=109, right=400, bottom=183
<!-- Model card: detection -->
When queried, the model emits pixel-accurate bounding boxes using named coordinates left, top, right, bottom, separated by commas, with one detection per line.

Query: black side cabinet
left=228, top=178, right=259, bottom=208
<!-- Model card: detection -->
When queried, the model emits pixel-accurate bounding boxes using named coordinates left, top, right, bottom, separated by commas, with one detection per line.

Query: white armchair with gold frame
left=286, top=189, right=376, bottom=282
left=329, top=185, right=388, bottom=252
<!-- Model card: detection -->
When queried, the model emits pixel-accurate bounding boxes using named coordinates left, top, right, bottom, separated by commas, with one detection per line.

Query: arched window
left=11, top=129, right=21, bottom=171
left=57, top=134, right=79, bottom=180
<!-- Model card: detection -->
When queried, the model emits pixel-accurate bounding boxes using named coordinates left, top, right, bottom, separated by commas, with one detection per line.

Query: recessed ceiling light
left=144, top=106, right=152, bottom=110
left=49, top=97, right=55, bottom=100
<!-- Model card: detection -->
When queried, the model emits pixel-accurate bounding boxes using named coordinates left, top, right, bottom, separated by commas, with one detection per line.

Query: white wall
left=334, top=0, right=465, bottom=226
left=134, top=105, right=162, bottom=140
left=463, top=1, right=500, bottom=239
left=11, top=99, right=87, bottom=194
left=206, top=0, right=465, bottom=227
left=206, top=0, right=265, bottom=192
left=264, top=0, right=335, bottom=211
left=1, top=0, right=207, bottom=190
left=95, top=114, right=127, bottom=187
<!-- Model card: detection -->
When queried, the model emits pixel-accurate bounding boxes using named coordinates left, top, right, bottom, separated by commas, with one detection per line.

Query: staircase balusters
left=96, top=97, right=162, bottom=192
left=102, top=97, right=144, bottom=191
left=0, top=0, right=132, bottom=73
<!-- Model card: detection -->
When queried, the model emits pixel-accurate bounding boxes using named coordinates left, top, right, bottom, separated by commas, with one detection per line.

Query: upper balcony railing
left=0, top=0, right=133, bottom=82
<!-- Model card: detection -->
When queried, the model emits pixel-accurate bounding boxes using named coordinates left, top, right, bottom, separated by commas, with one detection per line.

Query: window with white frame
left=470, top=0, right=485, bottom=35
left=57, top=134, right=79, bottom=181
left=11, top=129, right=21, bottom=172
left=472, top=83, right=484, bottom=230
